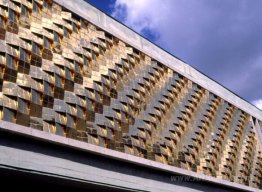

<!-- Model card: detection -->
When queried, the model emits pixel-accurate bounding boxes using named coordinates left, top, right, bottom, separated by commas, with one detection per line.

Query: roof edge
left=54, top=0, right=262, bottom=121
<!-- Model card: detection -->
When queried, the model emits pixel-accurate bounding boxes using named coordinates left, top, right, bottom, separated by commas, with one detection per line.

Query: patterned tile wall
left=0, top=0, right=261, bottom=188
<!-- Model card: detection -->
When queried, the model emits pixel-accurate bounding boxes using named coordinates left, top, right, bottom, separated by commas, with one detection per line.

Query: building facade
left=0, top=0, right=261, bottom=190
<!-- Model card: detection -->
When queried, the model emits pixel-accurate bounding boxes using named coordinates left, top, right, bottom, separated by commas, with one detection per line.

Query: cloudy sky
left=86, top=0, right=262, bottom=109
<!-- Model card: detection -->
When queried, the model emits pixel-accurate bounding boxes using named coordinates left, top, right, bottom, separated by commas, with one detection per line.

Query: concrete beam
left=0, top=121, right=260, bottom=192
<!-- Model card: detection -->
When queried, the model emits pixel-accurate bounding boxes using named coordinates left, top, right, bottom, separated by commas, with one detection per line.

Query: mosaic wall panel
left=0, top=0, right=261, bottom=188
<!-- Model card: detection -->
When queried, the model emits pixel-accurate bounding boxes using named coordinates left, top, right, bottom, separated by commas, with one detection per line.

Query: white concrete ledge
left=53, top=0, right=262, bottom=121
left=0, top=121, right=260, bottom=192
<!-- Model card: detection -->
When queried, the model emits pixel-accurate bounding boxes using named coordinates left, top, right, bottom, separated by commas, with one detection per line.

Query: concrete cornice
left=0, top=121, right=261, bottom=192
left=53, top=0, right=262, bottom=121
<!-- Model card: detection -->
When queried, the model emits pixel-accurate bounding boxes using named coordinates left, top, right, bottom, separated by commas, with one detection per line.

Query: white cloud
left=252, top=100, right=262, bottom=110
left=112, top=0, right=166, bottom=35
left=111, top=0, right=262, bottom=102
left=111, top=0, right=214, bottom=52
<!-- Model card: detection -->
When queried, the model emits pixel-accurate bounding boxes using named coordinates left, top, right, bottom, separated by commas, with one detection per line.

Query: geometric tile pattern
left=0, top=0, right=261, bottom=189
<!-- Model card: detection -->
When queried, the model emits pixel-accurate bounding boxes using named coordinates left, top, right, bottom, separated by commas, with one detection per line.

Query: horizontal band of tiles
left=0, top=0, right=261, bottom=189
